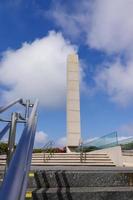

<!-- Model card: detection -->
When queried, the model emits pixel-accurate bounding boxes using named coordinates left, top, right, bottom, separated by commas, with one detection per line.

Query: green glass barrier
left=83, top=131, right=118, bottom=150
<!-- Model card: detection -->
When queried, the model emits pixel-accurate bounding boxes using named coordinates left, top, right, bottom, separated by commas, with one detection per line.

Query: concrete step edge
left=27, top=186, right=133, bottom=193
left=31, top=161, right=113, bottom=163
left=31, top=158, right=111, bottom=160
left=32, top=153, right=108, bottom=156
left=31, top=163, right=115, bottom=166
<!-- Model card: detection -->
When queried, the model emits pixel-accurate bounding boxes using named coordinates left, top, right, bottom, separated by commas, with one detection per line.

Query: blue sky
left=1, top=0, right=133, bottom=147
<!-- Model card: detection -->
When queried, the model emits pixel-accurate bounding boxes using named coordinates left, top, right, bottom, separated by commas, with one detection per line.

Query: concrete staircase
left=0, top=152, right=115, bottom=166
left=32, top=153, right=115, bottom=166
left=25, top=167, right=133, bottom=200
left=1, top=152, right=133, bottom=199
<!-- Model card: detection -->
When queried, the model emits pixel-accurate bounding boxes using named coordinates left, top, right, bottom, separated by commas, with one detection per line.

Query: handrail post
left=43, top=141, right=54, bottom=162
left=6, top=112, right=18, bottom=168
left=80, top=144, right=82, bottom=162
left=25, top=100, right=30, bottom=122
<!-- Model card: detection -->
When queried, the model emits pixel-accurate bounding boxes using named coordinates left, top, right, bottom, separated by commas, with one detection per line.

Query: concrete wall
left=88, top=146, right=123, bottom=166
left=123, top=151, right=133, bottom=167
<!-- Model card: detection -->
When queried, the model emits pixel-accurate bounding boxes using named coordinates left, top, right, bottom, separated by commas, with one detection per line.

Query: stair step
left=32, top=158, right=111, bottom=160
left=0, top=153, right=115, bottom=167
left=26, top=187, right=133, bottom=200
left=0, top=163, right=115, bottom=166
left=31, top=162, right=115, bottom=166
left=0, top=154, right=109, bottom=158
left=0, top=157, right=110, bottom=161
left=27, top=170, right=131, bottom=188
left=32, top=153, right=107, bottom=157
left=32, top=155, right=109, bottom=160
left=28, top=186, right=133, bottom=192
left=32, top=160, right=113, bottom=163
left=0, top=154, right=112, bottom=159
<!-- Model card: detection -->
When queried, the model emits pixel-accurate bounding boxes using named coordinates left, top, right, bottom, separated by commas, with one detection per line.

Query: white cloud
left=87, top=0, right=133, bottom=53
left=49, top=1, right=133, bottom=106
left=119, top=123, right=133, bottom=136
left=51, top=0, right=133, bottom=54
left=34, top=131, right=48, bottom=147
left=49, top=1, right=93, bottom=39
left=0, top=31, right=77, bottom=108
left=56, top=136, right=66, bottom=147
left=118, top=136, right=132, bottom=141
left=34, top=134, right=67, bottom=148
left=91, top=1, right=133, bottom=106
left=2, top=1, right=133, bottom=107
left=95, top=59, right=133, bottom=105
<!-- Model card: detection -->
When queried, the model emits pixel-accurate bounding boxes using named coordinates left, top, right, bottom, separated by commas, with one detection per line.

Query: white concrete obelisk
left=66, top=54, right=81, bottom=152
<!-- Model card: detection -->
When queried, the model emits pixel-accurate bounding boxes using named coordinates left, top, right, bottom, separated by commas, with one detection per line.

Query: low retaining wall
left=88, top=146, right=123, bottom=166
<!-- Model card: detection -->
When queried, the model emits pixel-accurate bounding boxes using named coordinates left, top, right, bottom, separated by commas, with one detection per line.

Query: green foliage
left=0, top=143, right=66, bottom=154
left=33, top=147, right=66, bottom=153
left=121, top=142, right=133, bottom=150
left=33, top=148, right=43, bottom=153
left=0, top=142, right=8, bottom=154
left=82, top=146, right=99, bottom=152
left=76, top=146, right=99, bottom=153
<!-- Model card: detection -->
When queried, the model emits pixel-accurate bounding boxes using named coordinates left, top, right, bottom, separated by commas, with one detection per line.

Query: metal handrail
left=0, top=99, right=39, bottom=200
left=0, top=123, right=10, bottom=140
left=43, top=140, right=54, bottom=149
left=19, top=115, right=37, bottom=200
left=79, top=142, right=87, bottom=163
left=0, top=98, right=23, bottom=113
left=43, top=140, right=55, bottom=162
left=80, top=142, right=83, bottom=162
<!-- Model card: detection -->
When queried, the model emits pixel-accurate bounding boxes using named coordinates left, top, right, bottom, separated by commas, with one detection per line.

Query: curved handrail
left=0, top=98, right=23, bottom=113
left=43, top=140, right=54, bottom=149
left=43, top=140, right=55, bottom=162
left=0, top=99, right=39, bottom=200
left=19, top=115, right=37, bottom=200
left=0, top=123, right=10, bottom=140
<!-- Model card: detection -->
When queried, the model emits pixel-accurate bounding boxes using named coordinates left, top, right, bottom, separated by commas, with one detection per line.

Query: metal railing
left=0, top=99, right=38, bottom=200
left=0, top=99, right=23, bottom=143
left=43, top=140, right=55, bottom=162
left=79, top=143, right=87, bottom=163
left=0, top=98, right=23, bottom=113
left=75, top=142, right=87, bottom=163
left=0, top=123, right=10, bottom=140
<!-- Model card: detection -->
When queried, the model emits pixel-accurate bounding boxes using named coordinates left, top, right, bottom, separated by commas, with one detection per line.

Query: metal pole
left=25, top=100, right=30, bottom=122
left=6, top=112, right=18, bottom=168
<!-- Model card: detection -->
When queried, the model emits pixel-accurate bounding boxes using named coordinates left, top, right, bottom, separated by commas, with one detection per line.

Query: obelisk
left=66, top=54, right=81, bottom=152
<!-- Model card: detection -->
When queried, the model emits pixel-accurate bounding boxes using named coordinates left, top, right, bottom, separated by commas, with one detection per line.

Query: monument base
left=66, top=146, right=78, bottom=153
